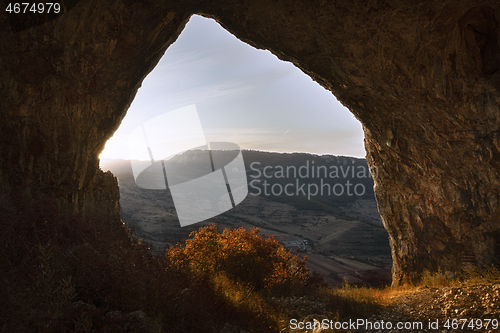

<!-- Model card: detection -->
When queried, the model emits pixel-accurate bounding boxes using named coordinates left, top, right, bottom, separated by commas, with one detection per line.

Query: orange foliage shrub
left=166, top=224, right=319, bottom=294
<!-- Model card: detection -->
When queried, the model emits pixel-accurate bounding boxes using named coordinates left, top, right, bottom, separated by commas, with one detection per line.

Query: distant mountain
left=101, top=150, right=392, bottom=286
left=102, top=150, right=376, bottom=204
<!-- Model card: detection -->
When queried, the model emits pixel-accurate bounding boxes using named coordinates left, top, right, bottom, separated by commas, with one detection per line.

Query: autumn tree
left=166, top=224, right=320, bottom=293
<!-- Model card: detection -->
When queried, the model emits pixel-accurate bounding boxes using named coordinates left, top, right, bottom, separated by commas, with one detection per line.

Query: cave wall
left=0, top=0, right=190, bottom=219
left=2, top=0, right=500, bottom=285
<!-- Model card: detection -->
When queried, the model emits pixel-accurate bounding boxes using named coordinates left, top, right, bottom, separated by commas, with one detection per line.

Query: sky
left=99, top=15, right=365, bottom=161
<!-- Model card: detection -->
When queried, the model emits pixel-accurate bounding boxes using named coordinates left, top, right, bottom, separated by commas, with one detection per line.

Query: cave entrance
left=98, top=15, right=390, bottom=283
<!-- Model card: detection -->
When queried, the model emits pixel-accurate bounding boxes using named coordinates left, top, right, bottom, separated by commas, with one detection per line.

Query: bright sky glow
left=99, top=15, right=365, bottom=161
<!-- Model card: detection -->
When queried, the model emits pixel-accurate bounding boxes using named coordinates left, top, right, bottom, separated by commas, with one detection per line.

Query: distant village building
left=279, top=238, right=307, bottom=251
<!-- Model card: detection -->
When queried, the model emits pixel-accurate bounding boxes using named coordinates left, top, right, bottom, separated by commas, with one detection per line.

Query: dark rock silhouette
left=1, top=0, right=499, bottom=285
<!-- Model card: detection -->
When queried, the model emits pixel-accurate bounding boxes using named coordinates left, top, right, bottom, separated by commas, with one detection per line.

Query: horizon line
left=99, top=148, right=366, bottom=162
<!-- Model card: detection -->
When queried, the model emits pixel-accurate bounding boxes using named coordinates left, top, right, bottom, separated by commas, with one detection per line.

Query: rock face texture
left=1, top=0, right=500, bottom=285
left=0, top=0, right=190, bottom=219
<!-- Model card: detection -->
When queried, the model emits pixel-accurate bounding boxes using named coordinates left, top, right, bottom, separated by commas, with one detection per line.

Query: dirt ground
left=287, top=283, right=500, bottom=333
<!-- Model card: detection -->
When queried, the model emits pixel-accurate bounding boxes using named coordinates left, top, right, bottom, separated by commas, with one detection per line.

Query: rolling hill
left=101, top=150, right=392, bottom=285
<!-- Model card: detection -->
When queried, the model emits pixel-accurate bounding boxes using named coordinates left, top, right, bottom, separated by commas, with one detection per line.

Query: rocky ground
left=282, top=283, right=500, bottom=333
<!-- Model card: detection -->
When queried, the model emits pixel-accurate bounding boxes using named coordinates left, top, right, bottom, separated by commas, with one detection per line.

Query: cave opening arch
left=1, top=1, right=500, bottom=286
left=99, top=15, right=386, bottom=268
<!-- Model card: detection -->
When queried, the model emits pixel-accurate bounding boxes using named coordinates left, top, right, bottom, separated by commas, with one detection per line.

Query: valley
left=102, top=150, right=392, bottom=286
